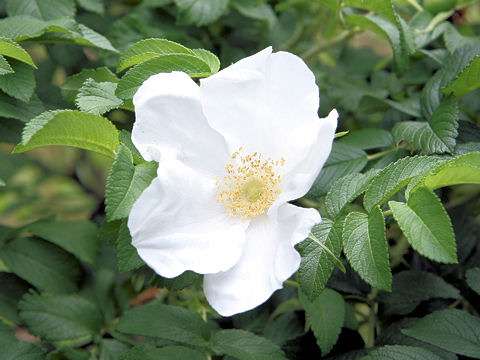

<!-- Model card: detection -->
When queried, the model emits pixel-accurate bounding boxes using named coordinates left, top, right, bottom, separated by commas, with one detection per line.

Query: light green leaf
left=116, top=55, right=213, bottom=100
left=174, top=0, right=229, bottom=26
left=0, top=93, right=45, bottom=122
left=0, top=55, right=13, bottom=75
left=211, top=329, right=287, bottom=360
left=117, top=38, right=194, bottom=72
left=296, top=219, right=343, bottom=301
left=443, top=56, right=480, bottom=98
left=28, top=220, right=99, bottom=265
left=0, top=60, right=35, bottom=102
left=19, top=292, right=102, bottom=345
left=299, top=288, right=345, bottom=355
left=116, top=219, right=144, bottom=273
left=466, top=267, right=480, bottom=295
left=105, top=145, right=158, bottom=221
left=389, top=186, right=457, bottom=263
left=339, top=128, right=394, bottom=150
left=402, top=309, right=480, bottom=358
left=76, top=79, right=123, bottom=115
left=393, top=97, right=459, bottom=154
left=0, top=37, right=36, bottom=68
left=116, top=300, right=213, bottom=347
left=119, top=345, right=206, bottom=360
left=0, top=237, right=80, bottom=293
left=0, top=342, right=45, bottom=360
left=13, top=110, right=120, bottom=159
left=61, top=67, right=118, bottom=103
left=76, top=0, right=105, bottom=14
left=325, top=170, right=379, bottom=219
left=192, top=48, right=221, bottom=74
left=308, top=142, right=368, bottom=197
left=5, top=0, right=76, bottom=20
left=343, top=0, right=397, bottom=23
left=343, top=207, right=391, bottom=291
left=363, top=156, right=444, bottom=211
left=360, top=345, right=443, bottom=360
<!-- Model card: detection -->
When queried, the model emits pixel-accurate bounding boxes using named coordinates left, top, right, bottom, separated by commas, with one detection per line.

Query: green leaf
left=117, top=38, right=194, bottom=72
left=0, top=61, right=35, bottom=102
left=19, top=292, right=102, bottom=345
left=5, top=0, right=76, bottom=20
left=116, top=55, right=212, bottom=100
left=402, top=309, right=480, bottom=358
left=0, top=37, right=36, bottom=68
left=308, top=142, right=368, bottom=197
left=296, top=219, right=343, bottom=301
left=0, top=322, right=16, bottom=347
left=389, top=186, right=457, bottom=263
left=211, top=329, right=287, bottom=360
left=13, top=110, right=120, bottom=158
left=28, top=220, right=99, bottom=265
left=76, top=0, right=105, bottom=14
left=0, top=342, right=45, bottom=360
left=360, top=345, right=443, bottom=360
left=339, top=128, right=394, bottom=150
left=0, top=273, right=30, bottom=324
left=0, top=55, right=13, bottom=75
left=343, top=207, right=391, bottom=291
left=231, top=0, right=277, bottom=29
left=466, top=267, right=480, bottom=295
left=0, top=93, right=45, bottom=122
left=393, top=97, right=459, bottom=154
left=116, top=300, right=213, bottom=347
left=119, top=345, right=206, bottom=360
left=99, top=339, right=130, bottom=360
left=377, top=270, right=460, bottom=315
left=61, top=67, right=118, bottom=103
left=443, top=56, right=480, bottom=98
left=76, top=79, right=123, bottom=115
left=363, top=156, right=444, bottom=211
left=116, top=219, right=144, bottom=273
left=105, top=146, right=158, bottom=221
left=299, top=288, right=345, bottom=355
left=192, top=48, right=221, bottom=74
left=0, top=237, right=80, bottom=293
left=325, top=170, right=379, bottom=219
left=343, top=0, right=396, bottom=23
left=174, top=0, right=229, bottom=26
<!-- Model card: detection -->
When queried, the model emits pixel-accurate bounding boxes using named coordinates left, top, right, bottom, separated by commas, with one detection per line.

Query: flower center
left=216, top=147, right=284, bottom=219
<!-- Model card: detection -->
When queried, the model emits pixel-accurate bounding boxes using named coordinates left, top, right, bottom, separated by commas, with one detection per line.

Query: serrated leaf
left=6, top=0, right=76, bottom=20
left=0, top=237, right=80, bottom=293
left=363, top=156, right=444, bottom=211
left=0, top=342, right=45, bottom=360
left=116, top=219, right=144, bottom=273
left=105, top=145, right=158, bottom=221
left=343, top=207, right=391, bottom=291
left=0, top=93, right=45, bottom=122
left=119, top=345, right=206, bottom=360
left=389, top=187, right=457, bottom=263
left=393, top=97, right=459, bottom=154
left=406, top=152, right=480, bottom=196
left=0, top=37, right=36, bottom=68
left=0, top=60, right=35, bottom=102
left=443, top=56, right=480, bottom=98
left=308, top=142, right=368, bottom=197
left=13, top=110, right=120, bottom=158
left=296, top=219, right=343, bottom=300
left=377, top=270, right=460, bottom=315
left=360, top=345, right=443, bottom=360
left=192, top=48, right=220, bottom=73
left=211, top=329, right=287, bottom=360
left=116, top=55, right=212, bottom=100
left=28, top=220, right=99, bottom=265
left=116, top=300, right=213, bottom=347
left=402, top=309, right=480, bottom=358
left=61, top=67, right=117, bottom=103
left=19, top=292, right=102, bottom=345
left=0, top=55, right=13, bottom=75
left=339, top=128, right=394, bottom=150
left=466, top=267, right=480, bottom=295
left=325, top=170, right=379, bottom=219
left=174, top=0, right=229, bottom=26
left=299, top=288, right=345, bottom=355
left=117, top=38, right=194, bottom=72
left=119, top=129, right=143, bottom=164
left=76, top=79, right=123, bottom=115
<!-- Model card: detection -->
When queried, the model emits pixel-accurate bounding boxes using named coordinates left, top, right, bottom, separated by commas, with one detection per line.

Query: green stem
left=382, top=210, right=392, bottom=217
left=366, top=289, right=378, bottom=348
left=205, top=348, right=212, bottom=360
left=366, top=148, right=396, bottom=161
left=284, top=279, right=300, bottom=288
left=301, top=29, right=355, bottom=60
left=308, top=233, right=346, bottom=273
left=406, top=0, right=423, bottom=11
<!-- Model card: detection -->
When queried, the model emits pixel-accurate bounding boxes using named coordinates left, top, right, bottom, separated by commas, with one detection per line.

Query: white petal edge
left=127, top=155, right=249, bottom=278
left=132, top=71, right=229, bottom=176
left=204, top=203, right=321, bottom=317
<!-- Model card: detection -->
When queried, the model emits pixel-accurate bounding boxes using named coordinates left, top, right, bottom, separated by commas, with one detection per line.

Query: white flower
left=127, top=47, right=338, bottom=317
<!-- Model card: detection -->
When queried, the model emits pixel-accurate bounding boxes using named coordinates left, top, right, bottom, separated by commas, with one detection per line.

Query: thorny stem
left=308, top=233, right=346, bottom=273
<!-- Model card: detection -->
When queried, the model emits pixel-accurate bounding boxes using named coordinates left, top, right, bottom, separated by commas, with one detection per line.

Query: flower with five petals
left=127, top=47, right=338, bottom=316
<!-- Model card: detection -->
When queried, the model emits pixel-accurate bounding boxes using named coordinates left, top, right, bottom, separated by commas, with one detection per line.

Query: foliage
left=0, top=0, right=479, bottom=359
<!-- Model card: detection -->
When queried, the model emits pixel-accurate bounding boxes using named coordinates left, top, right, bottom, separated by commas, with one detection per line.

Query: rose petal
left=128, top=155, right=248, bottom=278
left=204, top=203, right=320, bottom=316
